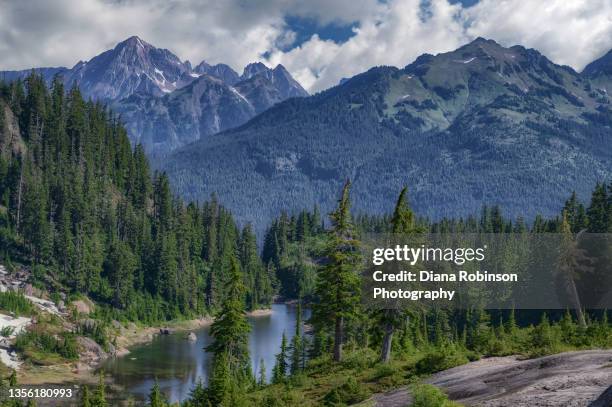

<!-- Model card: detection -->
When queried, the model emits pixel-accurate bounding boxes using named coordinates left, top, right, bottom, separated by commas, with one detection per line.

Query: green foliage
left=272, top=332, right=288, bottom=384
left=204, top=257, right=253, bottom=405
left=0, top=291, right=34, bottom=317
left=411, top=384, right=463, bottom=407
left=0, top=73, right=273, bottom=324
left=322, top=376, right=370, bottom=406
left=14, top=330, right=78, bottom=363
left=415, top=348, right=469, bottom=375
left=312, top=181, right=362, bottom=362
left=147, top=381, right=169, bottom=407
left=91, top=374, right=107, bottom=407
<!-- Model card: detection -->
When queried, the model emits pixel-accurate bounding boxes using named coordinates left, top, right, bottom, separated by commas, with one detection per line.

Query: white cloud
left=268, top=0, right=612, bottom=92
left=465, top=0, right=612, bottom=70
left=0, top=0, right=610, bottom=93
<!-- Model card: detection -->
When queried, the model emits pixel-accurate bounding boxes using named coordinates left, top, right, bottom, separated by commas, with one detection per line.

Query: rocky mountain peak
left=241, top=62, right=270, bottom=80
left=583, top=49, right=612, bottom=78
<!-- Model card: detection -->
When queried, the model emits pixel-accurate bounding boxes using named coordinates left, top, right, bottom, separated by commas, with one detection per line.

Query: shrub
left=340, top=348, right=376, bottom=370
left=411, top=384, right=462, bottom=407
left=415, top=349, right=468, bottom=375
left=0, top=326, right=14, bottom=337
left=0, top=291, right=35, bottom=317
left=14, top=330, right=79, bottom=363
left=323, top=377, right=371, bottom=406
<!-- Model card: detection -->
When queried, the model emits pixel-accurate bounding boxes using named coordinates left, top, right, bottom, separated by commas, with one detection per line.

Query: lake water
left=102, top=304, right=308, bottom=403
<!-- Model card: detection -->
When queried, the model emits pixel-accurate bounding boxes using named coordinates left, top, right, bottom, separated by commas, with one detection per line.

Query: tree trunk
left=333, top=316, right=343, bottom=362
left=16, top=165, right=23, bottom=231
left=568, top=276, right=587, bottom=328
left=380, top=321, right=394, bottom=363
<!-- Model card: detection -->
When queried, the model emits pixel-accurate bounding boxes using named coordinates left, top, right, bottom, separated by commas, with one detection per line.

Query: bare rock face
left=372, top=350, right=612, bottom=407
left=77, top=336, right=108, bottom=366
left=71, top=299, right=94, bottom=315
left=429, top=350, right=612, bottom=407
left=0, top=101, right=26, bottom=158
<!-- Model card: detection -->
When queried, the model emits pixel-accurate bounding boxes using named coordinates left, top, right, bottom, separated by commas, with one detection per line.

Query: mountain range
left=0, top=36, right=308, bottom=154
left=2, top=36, right=611, bottom=235
left=161, top=38, right=612, bottom=233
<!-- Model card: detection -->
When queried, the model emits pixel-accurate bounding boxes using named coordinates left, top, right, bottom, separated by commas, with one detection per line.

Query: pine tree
left=147, top=381, right=168, bottom=407
left=379, top=186, right=422, bottom=362
left=257, top=358, right=266, bottom=387
left=587, top=183, right=608, bottom=232
left=312, top=180, right=362, bottom=362
left=272, top=332, right=288, bottom=383
left=91, top=374, right=107, bottom=407
left=290, top=301, right=303, bottom=374
left=558, top=211, right=589, bottom=328
left=81, top=385, right=91, bottom=407
left=207, top=352, right=232, bottom=406
left=205, top=257, right=251, bottom=402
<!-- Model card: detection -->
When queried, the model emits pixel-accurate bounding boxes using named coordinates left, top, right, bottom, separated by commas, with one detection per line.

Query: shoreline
left=18, top=307, right=274, bottom=386
left=117, top=307, right=273, bottom=352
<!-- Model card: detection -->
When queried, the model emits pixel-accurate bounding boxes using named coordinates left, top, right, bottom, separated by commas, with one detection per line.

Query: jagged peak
left=468, top=36, right=500, bottom=46
left=583, top=48, right=612, bottom=77
left=116, top=35, right=151, bottom=50
left=242, top=62, right=270, bottom=79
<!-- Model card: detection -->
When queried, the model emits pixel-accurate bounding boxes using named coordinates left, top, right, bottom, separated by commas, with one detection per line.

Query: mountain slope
left=115, top=74, right=256, bottom=151
left=114, top=62, right=308, bottom=154
left=162, top=38, right=612, bottom=233
left=583, top=48, right=612, bottom=93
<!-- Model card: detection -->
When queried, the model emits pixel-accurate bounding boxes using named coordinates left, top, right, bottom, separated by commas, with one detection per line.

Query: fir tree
left=205, top=257, right=251, bottom=402
left=147, top=381, right=168, bottom=407
left=379, top=186, right=421, bottom=362
left=290, top=301, right=303, bottom=374
left=312, top=180, right=362, bottom=362
left=91, top=374, right=107, bottom=407
left=257, top=358, right=267, bottom=387
left=81, top=386, right=91, bottom=407
left=272, top=332, right=288, bottom=383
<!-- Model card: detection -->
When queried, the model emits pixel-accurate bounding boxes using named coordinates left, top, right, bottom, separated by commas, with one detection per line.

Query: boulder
left=71, top=298, right=94, bottom=315
left=77, top=336, right=108, bottom=365
left=186, top=332, right=197, bottom=342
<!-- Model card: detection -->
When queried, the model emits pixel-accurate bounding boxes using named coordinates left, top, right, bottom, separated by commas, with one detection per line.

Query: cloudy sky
left=0, top=0, right=611, bottom=92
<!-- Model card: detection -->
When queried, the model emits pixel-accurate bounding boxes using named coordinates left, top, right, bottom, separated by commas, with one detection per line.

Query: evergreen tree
left=379, top=186, right=422, bottom=362
left=81, top=385, right=91, bottom=407
left=147, top=381, right=168, bottom=407
left=272, top=332, right=288, bottom=383
left=312, top=180, right=362, bottom=362
left=257, top=358, right=266, bottom=387
left=91, top=374, right=107, bottom=407
left=205, top=257, right=251, bottom=403
left=290, top=301, right=303, bottom=374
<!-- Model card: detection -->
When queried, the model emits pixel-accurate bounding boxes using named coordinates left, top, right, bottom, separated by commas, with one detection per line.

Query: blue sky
left=0, top=0, right=610, bottom=92
left=285, top=0, right=479, bottom=49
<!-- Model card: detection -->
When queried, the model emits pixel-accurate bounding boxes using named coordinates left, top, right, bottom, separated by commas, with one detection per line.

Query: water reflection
left=102, top=304, right=309, bottom=403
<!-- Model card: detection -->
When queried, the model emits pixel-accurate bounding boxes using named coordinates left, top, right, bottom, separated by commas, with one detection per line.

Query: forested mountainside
left=0, top=74, right=276, bottom=323
left=163, top=38, right=612, bottom=235
left=0, top=36, right=308, bottom=155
